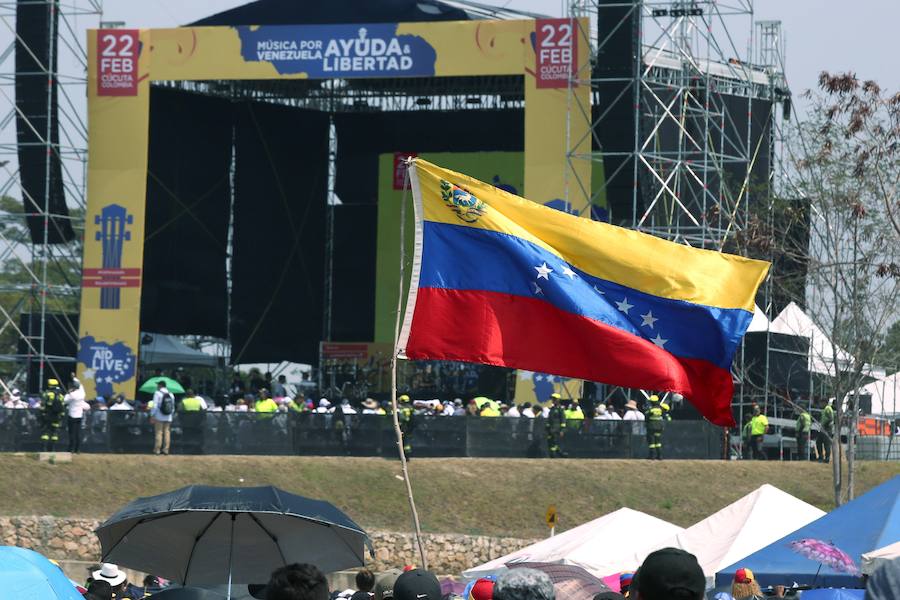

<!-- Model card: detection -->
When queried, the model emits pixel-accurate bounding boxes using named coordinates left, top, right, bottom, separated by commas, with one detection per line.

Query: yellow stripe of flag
left=415, top=159, right=768, bottom=312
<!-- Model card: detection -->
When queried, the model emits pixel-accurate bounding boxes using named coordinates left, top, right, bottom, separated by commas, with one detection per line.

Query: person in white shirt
left=4, top=389, right=27, bottom=409
left=442, top=402, right=456, bottom=417
left=109, top=395, right=134, bottom=410
left=361, top=398, right=381, bottom=415
left=595, top=403, right=621, bottom=420
left=316, top=398, right=332, bottom=414
left=339, top=398, right=357, bottom=415
left=64, top=377, right=90, bottom=453
left=506, top=403, right=521, bottom=417
left=623, top=399, right=645, bottom=421
left=149, top=382, right=174, bottom=455
left=521, top=403, right=536, bottom=418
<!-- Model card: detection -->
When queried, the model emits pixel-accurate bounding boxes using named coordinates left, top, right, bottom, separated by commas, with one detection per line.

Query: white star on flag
left=640, top=310, right=658, bottom=328
left=615, top=298, right=633, bottom=314
left=532, top=281, right=544, bottom=295
left=651, top=333, right=668, bottom=348
left=561, top=266, right=576, bottom=279
left=82, top=369, right=95, bottom=380
left=535, top=263, right=553, bottom=280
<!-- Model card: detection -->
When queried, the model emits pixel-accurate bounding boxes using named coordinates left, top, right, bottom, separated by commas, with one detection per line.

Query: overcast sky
left=101, top=0, right=898, bottom=105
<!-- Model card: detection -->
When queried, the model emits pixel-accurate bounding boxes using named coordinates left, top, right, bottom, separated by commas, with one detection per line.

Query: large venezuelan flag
left=397, top=160, right=769, bottom=426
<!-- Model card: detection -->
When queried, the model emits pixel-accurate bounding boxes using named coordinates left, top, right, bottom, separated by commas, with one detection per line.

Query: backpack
left=159, top=392, right=175, bottom=416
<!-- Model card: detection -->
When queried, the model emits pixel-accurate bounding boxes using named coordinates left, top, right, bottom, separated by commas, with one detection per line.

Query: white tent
left=627, top=484, right=825, bottom=587
left=462, top=508, right=683, bottom=580
left=746, top=304, right=770, bottom=333
left=857, top=372, right=900, bottom=417
left=769, top=302, right=855, bottom=376
left=862, top=540, right=900, bottom=575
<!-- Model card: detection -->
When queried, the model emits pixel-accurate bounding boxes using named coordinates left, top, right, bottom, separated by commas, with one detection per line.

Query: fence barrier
left=0, top=409, right=726, bottom=458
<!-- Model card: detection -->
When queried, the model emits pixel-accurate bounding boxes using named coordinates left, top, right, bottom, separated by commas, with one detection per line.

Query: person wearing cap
left=393, top=569, right=442, bottom=600
left=91, top=563, right=135, bottom=599
left=730, top=568, right=763, bottom=599
left=361, top=398, right=380, bottom=415
left=373, top=568, right=403, bottom=600
left=595, top=404, right=621, bottom=421
left=316, top=398, right=333, bottom=414
left=469, top=577, right=495, bottom=600
left=39, top=377, right=66, bottom=451
left=398, top=394, right=414, bottom=459
left=545, top=393, right=567, bottom=458
left=632, top=547, right=705, bottom=600
left=644, top=395, right=671, bottom=460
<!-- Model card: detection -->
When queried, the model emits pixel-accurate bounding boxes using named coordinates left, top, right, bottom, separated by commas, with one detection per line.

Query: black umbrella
left=97, top=485, right=372, bottom=599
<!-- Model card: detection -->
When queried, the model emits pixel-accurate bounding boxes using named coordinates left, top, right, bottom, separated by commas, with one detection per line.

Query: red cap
left=734, top=568, right=754, bottom=584
left=469, top=578, right=494, bottom=600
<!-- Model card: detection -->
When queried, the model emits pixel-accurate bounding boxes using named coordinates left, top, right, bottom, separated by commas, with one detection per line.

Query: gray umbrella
left=97, top=485, right=372, bottom=599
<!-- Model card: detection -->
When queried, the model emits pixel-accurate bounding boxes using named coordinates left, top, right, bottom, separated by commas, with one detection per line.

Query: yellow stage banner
left=78, top=19, right=591, bottom=399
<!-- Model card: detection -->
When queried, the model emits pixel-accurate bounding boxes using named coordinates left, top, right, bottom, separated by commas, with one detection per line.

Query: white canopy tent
left=861, top=540, right=900, bottom=575
left=857, top=372, right=900, bottom=417
left=769, top=302, right=855, bottom=376
left=462, top=508, right=683, bottom=580
left=746, top=304, right=771, bottom=333
left=627, top=484, right=825, bottom=587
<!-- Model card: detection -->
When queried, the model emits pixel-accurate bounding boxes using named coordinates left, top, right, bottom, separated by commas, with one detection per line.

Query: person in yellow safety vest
left=480, top=403, right=501, bottom=417
left=287, top=393, right=307, bottom=413
left=254, top=389, right=278, bottom=418
left=398, top=395, right=414, bottom=459
left=563, top=399, right=585, bottom=421
left=39, top=378, right=65, bottom=451
left=816, top=398, right=834, bottom=463
left=741, top=413, right=753, bottom=459
left=545, top=393, right=567, bottom=458
left=795, top=406, right=812, bottom=461
left=644, top=395, right=671, bottom=460
left=749, top=405, right=768, bottom=460
left=180, top=390, right=208, bottom=412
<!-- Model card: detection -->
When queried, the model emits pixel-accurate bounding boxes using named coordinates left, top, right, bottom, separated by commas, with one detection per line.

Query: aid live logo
left=97, top=29, right=139, bottom=96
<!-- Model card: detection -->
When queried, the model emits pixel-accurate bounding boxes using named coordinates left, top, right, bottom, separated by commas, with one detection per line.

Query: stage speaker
left=14, top=0, right=73, bottom=243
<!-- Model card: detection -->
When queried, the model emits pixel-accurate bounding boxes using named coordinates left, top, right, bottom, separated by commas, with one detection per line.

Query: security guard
left=397, top=394, right=414, bottom=460
left=749, top=405, right=768, bottom=460
left=795, top=405, right=812, bottom=460
left=39, top=378, right=65, bottom=451
left=179, top=389, right=207, bottom=455
left=545, top=393, right=567, bottom=458
left=817, top=399, right=834, bottom=463
left=644, top=395, right=671, bottom=460
left=254, top=389, right=278, bottom=418
left=564, top=399, right=585, bottom=422
left=479, top=401, right=500, bottom=417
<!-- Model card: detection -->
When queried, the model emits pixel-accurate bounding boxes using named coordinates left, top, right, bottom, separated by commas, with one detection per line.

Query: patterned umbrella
left=789, top=539, right=860, bottom=575
left=508, top=562, right=611, bottom=600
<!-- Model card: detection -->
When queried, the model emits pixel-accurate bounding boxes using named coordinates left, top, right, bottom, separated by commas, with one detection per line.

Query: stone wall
left=0, top=516, right=537, bottom=575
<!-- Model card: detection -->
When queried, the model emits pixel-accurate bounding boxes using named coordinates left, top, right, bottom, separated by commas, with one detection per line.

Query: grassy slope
left=3, top=455, right=897, bottom=538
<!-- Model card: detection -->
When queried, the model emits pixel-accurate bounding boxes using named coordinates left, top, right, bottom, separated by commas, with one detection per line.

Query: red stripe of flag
left=404, top=287, right=735, bottom=426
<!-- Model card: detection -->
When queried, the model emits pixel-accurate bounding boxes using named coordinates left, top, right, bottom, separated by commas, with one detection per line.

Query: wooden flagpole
left=391, top=159, right=428, bottom=570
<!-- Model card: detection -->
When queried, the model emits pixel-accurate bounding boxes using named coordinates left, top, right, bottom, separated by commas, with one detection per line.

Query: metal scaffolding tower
left=567, top=0, right=791, bottom=426
left=0, top=0, right=101, bottom=393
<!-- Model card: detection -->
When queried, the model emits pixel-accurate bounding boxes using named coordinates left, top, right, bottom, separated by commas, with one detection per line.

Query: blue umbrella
left=0, top=546, right=84, bottom=600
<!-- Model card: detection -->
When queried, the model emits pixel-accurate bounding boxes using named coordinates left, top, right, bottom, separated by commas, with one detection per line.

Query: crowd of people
left=76, top=550, right=899, bottom=600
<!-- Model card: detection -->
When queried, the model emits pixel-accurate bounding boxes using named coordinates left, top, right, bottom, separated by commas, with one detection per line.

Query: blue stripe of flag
left=419, top=221, right=751, bottom=369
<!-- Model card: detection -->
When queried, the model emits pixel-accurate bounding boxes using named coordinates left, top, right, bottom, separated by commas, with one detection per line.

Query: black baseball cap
left=634, top=548, right=704, bottom=600
left=393, top=569, right=441, bottom=600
